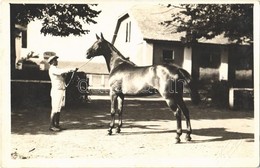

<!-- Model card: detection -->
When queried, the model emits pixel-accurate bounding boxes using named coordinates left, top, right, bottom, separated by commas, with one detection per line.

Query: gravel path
left=9, top=96, right=257, bottom=167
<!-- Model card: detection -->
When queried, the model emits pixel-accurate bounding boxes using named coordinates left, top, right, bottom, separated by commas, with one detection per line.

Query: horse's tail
left=177, top=68, right=200, bottom=105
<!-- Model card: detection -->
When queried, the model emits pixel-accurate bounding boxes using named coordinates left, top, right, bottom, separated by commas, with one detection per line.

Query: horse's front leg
left=108, top=92, right=118, bottom=135
left=116, top=94, right=124, bottom=133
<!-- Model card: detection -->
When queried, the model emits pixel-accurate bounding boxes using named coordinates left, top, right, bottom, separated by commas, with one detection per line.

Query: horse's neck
left=104, top=51, right=124, bottom=72
left=104, top=43, right=134, bottom=72
left=103, top=55, right=112, bottom=72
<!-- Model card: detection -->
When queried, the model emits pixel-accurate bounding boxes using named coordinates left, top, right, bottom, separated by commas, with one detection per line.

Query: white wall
left=142, top=41, right=153, bottom=66
left=114, top=16, right=146, bottom=65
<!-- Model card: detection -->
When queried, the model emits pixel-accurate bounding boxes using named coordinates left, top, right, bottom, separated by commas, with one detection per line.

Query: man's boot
left=49, top=113, right=60, bottom=132
left=55, top=112, right=61, bottom=129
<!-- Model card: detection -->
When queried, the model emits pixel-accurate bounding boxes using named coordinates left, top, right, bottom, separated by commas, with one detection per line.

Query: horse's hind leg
left=174, top=108, right=182, bottom=143
left=177, top=98, right=192, bottom=141
left=116, top=94, right=124, bottom=133
left=165, top=98, right=182, bottom=144
left=108, top=92, right=118, bottom=135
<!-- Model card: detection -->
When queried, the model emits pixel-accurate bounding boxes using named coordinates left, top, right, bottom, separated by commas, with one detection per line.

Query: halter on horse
left=86, top=33, right=200, bottom=143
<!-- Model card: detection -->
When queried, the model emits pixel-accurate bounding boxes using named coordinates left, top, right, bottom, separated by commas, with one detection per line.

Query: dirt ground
left=8, top=96, right=258, bottom=167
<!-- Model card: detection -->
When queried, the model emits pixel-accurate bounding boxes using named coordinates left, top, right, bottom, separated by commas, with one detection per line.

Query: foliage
left=26, top=51, right=39, bottom=59
left=11, top=4, right=101, bottom=36
left=16, top=51, right=39, bottom=70
left=17, top=58, right=37, bottom=65
left=211, top=81, right=229, bottom=107
left=162, top=4, right=253, bottom=44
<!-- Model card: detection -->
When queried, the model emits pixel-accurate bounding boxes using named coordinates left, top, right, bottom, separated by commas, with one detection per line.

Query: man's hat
left=48, top=56, right=59, bottom=64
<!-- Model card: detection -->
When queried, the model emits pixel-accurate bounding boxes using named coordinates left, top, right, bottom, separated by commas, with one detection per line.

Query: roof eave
left=143, top=37, right=180, bottom=43
left=112, top=13, right=129, bottom=44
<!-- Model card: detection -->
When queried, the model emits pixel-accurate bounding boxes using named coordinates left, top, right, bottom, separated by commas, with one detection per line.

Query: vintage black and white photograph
left=1, top=0, right=259, bottom=167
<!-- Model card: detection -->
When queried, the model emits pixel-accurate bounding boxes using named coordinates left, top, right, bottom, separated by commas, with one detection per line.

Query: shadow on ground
left=118, top=127, right=254, bottom=143
left=11, top=99, right=254, bottom=141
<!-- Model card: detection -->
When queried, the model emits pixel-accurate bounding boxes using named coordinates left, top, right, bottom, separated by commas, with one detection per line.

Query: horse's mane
left=107, top=41, right=136, bottom=66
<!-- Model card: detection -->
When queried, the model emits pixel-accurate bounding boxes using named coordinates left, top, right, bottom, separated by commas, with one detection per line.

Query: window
left=200, top=51, right=220, bottom=68
left=163, top=50, right=174, bottom=62
left=125, top=21, right=131, bottom=42
left=233, top=47, right=253, bottom=70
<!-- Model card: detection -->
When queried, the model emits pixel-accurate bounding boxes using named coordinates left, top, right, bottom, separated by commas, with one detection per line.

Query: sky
left=24, top=2, right=137, bottom=63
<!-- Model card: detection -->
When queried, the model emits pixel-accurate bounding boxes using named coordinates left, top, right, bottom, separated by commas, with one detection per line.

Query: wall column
left=219, top=46, right=229, bottom=80
left=182, top=47, right=192, bottom=74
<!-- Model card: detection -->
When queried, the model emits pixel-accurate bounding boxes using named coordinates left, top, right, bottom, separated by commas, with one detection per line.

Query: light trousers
left=51, top=89, right=65, bottom=114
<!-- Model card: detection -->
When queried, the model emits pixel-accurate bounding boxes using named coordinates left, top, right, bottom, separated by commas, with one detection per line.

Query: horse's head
left=86, top=33, right=107, bottom=59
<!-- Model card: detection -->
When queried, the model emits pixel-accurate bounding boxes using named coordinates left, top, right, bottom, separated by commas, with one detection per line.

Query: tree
left=10, top=4, right=101, bottom=71
left=161, top=4, right=253, bottom=45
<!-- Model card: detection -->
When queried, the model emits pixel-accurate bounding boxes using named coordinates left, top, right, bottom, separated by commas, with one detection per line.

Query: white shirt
left=49, top=65, right=72, bottom=90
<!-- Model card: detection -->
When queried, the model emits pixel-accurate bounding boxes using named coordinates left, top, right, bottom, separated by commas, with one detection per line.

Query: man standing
left=48, top=55, right=77, bottom=131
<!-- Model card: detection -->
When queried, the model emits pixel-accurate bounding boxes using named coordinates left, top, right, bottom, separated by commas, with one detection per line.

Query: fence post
left=229, top=88, right=235, bottom=109
left=88, top=74, right=93, bottom=86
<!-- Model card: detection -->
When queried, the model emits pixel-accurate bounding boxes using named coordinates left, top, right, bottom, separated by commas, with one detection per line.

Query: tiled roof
left=114, top=4, right=232, bottom=45
left=129, top=4, right=184, bottom=42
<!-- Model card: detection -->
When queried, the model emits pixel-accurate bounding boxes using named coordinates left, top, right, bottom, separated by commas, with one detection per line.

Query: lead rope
left=77, top=57, right=94, bottom=69
left=65, top=57, right=93, bottom=88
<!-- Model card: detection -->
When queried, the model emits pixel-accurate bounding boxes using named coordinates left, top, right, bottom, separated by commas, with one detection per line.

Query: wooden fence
left=11, top=73, right=110, bottom=88
left=11, top=72, right=110, bottom=107
left=86, top=73, right=109, bottom=89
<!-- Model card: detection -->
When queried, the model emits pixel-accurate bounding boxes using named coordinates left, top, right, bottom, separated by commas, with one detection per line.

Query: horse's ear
left=96, top=34, right=100, bottom=40
left=100, top=33, right=105, bottom=41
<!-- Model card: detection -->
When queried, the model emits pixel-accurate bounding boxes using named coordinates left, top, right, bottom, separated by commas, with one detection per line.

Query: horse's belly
left=109, top=69, right=157, bottom=95
left=122, top=81, right=156, bottom=95
left=124, top=88, right=157, bottom=96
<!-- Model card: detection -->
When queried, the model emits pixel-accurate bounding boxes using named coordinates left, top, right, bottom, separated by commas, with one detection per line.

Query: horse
left=86, top=33, right=200, bottom=143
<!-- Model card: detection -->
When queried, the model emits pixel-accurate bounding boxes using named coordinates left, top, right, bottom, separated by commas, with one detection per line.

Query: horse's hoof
left=116, top=128, right=121, bottom=133
left=185, top=135, right=192, bottom=141
left=108, top=130, right=112, bottom=135
left=174, top=138, right=181, bottom=144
